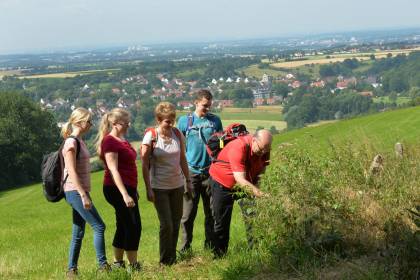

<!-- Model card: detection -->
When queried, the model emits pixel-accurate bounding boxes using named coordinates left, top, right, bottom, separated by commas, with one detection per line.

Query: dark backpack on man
left=41, top=136, right=80, bottom=202
left=206, top=123, right=249, bottom=161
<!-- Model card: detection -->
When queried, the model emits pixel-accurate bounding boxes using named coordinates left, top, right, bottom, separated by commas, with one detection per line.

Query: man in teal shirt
left=177, top=89, right=223, bottom=251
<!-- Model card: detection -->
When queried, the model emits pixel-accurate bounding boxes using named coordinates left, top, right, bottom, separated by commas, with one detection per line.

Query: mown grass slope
left=274, top=106, right=420, bottom=152
left=0, top=165, right=247, bottom=279
left=1, top=106, right=419, bottom=279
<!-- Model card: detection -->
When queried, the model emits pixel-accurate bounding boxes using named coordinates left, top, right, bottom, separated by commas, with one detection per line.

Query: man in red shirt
left=209, top=129, right=272, bottom=257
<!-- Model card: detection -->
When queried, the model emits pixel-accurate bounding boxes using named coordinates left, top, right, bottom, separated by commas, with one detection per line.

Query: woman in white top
left=141, top=102, right=192, bottom=265
left=61, top=108, right=109, bottom=276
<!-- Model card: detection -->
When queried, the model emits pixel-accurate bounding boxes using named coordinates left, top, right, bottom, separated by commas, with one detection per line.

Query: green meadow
left=0, top=165, right=248, bottom=279
left=240, top=64, right=287, bottom=78
left=373, top=96, right=412, bottom=106
left=1, top=106, right=419, bottom=279
left=274, top=106, right=420, bottom=152
left=178, top=106, right=285, bottom=133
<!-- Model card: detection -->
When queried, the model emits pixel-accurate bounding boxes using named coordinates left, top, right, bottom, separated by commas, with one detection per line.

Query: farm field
left=272, top=56, right=373, bottom=68
left=224, top=119, right=286, bottom=132
left=373, top=96, right=411, bottom=105
left=0, top=69, right=23, bottom=78
left=19, top=69, right=120, bottom=79
left=177, top=106, right=285, bottom=133
left=175, top=68, right=205, bottom=79
left=240, top=64, right=287, bottom=78
left=270, top=47, right=420, bottom=69
left=241, top=48, right=417, bottom=79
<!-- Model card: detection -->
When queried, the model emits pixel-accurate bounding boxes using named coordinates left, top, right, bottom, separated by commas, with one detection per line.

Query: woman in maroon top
left=95, top=108, right=141, bottom=271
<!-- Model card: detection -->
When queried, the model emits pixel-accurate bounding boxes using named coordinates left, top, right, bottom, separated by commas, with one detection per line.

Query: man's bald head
left=255, top=129, right=272, bottom=145
left=252, top=129, right=272, bottom=155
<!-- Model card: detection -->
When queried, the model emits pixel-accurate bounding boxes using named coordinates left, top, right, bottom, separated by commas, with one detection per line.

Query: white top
left=142, top=128, right=185, bottom=189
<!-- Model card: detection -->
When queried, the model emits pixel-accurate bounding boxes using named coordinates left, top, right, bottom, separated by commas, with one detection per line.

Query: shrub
left=0, top=91, right=60, bottom=188
left=90, top=159, right=104, bottom=172
left=251, top=141, right=419, bottom=277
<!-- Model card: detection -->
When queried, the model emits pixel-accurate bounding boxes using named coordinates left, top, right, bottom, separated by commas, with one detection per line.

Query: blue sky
left=1, top=0, right=419, bottom=54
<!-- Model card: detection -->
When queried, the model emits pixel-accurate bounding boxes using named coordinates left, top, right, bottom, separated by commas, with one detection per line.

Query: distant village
left=38, top=70, right=380, bottom=121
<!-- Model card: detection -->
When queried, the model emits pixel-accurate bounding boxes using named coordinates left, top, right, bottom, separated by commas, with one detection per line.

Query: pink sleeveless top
left=62, top=137, right=91, bottom=192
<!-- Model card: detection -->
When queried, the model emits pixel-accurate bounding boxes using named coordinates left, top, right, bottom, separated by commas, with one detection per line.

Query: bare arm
left=140, top=144, right=155, bottom=202
left=179, top=135, right=192, bottom=194
left=233, top=172, right=264, bottom=198
left=104, top=152, right=135, bottom=207
left=63, top=148, right=92, bottom=209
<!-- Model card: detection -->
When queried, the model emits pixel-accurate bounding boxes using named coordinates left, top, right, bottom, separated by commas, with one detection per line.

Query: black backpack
left=206, top=123, right=249, bottom=161
left=41, top=136, right=80, bottom=202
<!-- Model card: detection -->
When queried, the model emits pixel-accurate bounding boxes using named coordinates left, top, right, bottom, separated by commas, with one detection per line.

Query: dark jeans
left=64, top=191, right=107, bottom=269
left=180, top=172, right=215, bottom=251
left=153, top=186, right=184, bottom=265
left=103, top=186, right=141, bottom=251
left=209, top=177, right=236, bottom=257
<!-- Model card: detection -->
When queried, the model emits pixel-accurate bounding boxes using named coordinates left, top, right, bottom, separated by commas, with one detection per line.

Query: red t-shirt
left=101, top=134, right=138, bottom=188
left=209, top=135, right=270, bottom=189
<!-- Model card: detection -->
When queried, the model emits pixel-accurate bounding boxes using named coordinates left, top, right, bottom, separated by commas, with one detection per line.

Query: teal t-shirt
left=177, top=112, right=223, bottom=174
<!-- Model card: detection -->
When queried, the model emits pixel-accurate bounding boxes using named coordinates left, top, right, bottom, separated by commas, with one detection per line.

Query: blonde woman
left=95, top=108, right=141, bottom=271
left=141, top=102, right=192, bottom=265
left=61, top=108, right=109, bottom=276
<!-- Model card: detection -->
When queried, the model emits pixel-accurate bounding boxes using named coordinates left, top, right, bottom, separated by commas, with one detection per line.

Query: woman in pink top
left=61, top=108, right=109, bottom=276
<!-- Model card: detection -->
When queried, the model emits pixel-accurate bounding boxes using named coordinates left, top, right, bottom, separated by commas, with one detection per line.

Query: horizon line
left=1, top=25, right=420, bottom=56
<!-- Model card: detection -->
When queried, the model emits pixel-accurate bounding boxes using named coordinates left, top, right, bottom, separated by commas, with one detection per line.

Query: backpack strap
left=67, top=136, right=81, bottom=159
left=185, top=113, right=194, bottom=137
left=244, top=142, right=252, bottom=181
left=172, top=127, right=182, bottom=141
left=149, top=127, right=158, bottom=154
left=148, top=127, right=180, bottom=154
left=61, top=136, right=81, bottom=186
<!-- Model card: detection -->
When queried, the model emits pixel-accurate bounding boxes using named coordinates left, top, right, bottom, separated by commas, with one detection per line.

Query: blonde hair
left=155, top=102, right=176, bottom=122
left=95, top=108, right=131, bottom=155
left=61, top=107, right=92, bottom=139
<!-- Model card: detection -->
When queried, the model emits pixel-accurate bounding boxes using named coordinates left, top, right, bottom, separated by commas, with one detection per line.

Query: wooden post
left=395, top=142, right=404, bottom=158
left=369, top=154, right=384, bottom=176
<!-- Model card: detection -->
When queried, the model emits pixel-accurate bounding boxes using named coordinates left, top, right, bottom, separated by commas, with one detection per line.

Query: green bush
left=249, top=141, right=419, bottom=277
left=0, top=91, right=60, bottom=188
left=90, top=159, right=104, bottom=172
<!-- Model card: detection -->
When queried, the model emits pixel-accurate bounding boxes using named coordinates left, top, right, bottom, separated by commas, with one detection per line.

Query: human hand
left=123, top=194, right=135, bottom=208
left=261, top=192, right=270, bottom=198
left=81, top=195, right=92, bottom=210
left=146, top=188, right=155, bottom=203
left=186, top=181, right=193, bottom=196
left=252, top=187, right=265, bottom=198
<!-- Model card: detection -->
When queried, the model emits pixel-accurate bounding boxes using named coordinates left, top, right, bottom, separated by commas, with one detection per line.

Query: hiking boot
left=98, top=262, right=112, bottom=273
left=112, top=260, right=126, bottom=269
left=66, top=267, right=78, bottom=278
left=127, top=261, right=142, bottom=273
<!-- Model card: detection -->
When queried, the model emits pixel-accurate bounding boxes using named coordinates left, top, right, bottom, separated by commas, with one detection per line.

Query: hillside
left=1, top=107, right=419, bottom=279
left=259, top=106, right=420, bottom=279
left=0, top=169, right=247, bottom=279
left=275, top=106, right=420, bottom=152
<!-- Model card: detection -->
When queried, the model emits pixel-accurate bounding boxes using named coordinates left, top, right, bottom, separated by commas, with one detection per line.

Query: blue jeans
left=65, top=191, right=107, bottom=269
